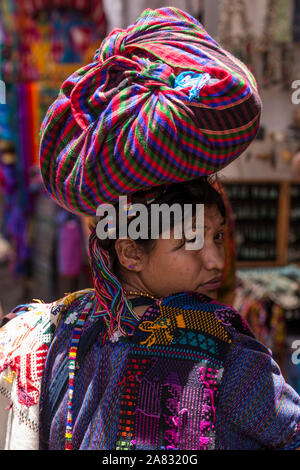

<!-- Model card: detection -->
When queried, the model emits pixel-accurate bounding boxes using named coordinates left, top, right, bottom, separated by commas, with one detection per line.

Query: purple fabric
left=58, top=219, right=83, bottom=277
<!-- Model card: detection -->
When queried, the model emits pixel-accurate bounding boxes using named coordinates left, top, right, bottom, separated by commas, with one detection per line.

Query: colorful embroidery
left=0, top=288, right=95, bottom=407
left=114, top=293, right=232, bottom=450
left=38, top=290, right=300, bottom=450
left=0, top=303, right=55, bottom=406
left=139, top=317, right=174, bottom=347
left=64, top=311, right=80, bottom=325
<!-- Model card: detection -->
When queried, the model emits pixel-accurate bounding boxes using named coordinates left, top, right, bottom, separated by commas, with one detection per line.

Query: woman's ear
left=114, top=238, right=146, bottom=272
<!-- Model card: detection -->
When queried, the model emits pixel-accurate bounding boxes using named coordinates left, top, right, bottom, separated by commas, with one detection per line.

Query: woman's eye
left=215, top=231, right=225, bottom=242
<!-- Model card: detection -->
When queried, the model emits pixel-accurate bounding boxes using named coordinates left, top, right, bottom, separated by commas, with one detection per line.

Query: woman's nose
left=199, top=243, right=224, bottom=272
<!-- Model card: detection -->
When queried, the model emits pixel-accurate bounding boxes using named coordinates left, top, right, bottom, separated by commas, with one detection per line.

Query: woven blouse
left=40, top=290, right=300, bottom=450
left=1, top=289, right=300, bottom=450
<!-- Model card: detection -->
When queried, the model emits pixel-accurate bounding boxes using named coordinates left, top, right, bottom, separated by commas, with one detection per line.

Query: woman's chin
left=196, top=287, right=218, bottom=299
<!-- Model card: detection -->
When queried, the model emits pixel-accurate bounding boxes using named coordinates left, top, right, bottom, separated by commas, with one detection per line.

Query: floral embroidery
left=0, top=288, right=95, bottom=407
left=65, top=311, right=79, bottom=325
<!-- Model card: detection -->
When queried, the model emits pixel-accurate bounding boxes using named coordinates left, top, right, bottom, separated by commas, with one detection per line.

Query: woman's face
left=119, top=204, right=226, bottom=300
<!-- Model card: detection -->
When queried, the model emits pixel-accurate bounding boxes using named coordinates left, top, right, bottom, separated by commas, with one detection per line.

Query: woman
left=1, top=7, right=299, bottom=450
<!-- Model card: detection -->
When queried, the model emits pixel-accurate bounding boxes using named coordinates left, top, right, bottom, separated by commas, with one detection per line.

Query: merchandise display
left=0, top=0, right=107, bottom=299
left=225, top=183, right=279, bottom=262
left=289, top=184, right=300, bottom=262
left=234, top=265, right=300, bottom=392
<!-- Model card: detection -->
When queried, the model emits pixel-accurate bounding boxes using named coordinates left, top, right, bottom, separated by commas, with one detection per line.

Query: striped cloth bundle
left=39, top=6, right=262, bottom=217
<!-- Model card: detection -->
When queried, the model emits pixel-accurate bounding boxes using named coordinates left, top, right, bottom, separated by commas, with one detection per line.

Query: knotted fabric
left=39, top=6, right=262, bottom=216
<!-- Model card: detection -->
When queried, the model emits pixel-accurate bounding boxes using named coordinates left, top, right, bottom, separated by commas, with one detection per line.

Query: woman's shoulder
left=0, top=288, right=95, bottom=407
left=0, top=288, right=95, bottom=449
left=158, top=290, right=256, bottom=339
left=0, top=287, right=95, bottom=341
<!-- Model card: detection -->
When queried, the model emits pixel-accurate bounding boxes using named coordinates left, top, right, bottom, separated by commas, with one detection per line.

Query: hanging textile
left=234, top=264, right=300, bottom=391
left=0, top=0, right=106, bottom=288
left=57, top=211, right=83, bottom=278
left=293, top=0, right=300, bottom=42
left=218, top=0, right=254, bottom=68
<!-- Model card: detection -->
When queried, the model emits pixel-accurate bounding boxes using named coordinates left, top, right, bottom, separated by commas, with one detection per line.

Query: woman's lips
left=199, top=278, right=222, bottom=290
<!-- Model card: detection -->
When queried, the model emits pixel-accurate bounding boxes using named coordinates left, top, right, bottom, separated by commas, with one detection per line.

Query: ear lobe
left=114, top=238, right=145, bottom=272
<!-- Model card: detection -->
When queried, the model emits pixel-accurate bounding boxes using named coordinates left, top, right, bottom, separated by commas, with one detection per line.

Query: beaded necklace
left=124, top=289, right=159, bottom=301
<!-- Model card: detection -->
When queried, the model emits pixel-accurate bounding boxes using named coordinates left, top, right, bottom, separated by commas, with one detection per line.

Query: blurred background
left=0, top=0, right=300, bottom=393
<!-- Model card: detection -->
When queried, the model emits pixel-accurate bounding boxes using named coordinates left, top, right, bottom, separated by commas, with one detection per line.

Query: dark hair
left=89, top=175, right=226, bottom=276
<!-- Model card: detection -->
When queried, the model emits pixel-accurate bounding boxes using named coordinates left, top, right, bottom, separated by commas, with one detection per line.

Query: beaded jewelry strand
left=124, top=289, right=159, bottom=301
left=65, top=294, right=96, bottom=450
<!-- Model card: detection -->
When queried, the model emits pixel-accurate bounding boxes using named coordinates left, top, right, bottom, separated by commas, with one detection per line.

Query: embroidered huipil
left=0, top=289, right=300, bottom=450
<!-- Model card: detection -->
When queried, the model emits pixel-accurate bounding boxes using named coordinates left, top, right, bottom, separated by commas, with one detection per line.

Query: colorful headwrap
left=39, top=7, right=262, bottom=340
left=39, top=6, right=262, bottom=217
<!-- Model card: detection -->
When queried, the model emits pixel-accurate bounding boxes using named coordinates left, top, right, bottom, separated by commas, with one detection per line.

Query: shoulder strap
left=41, top=318, right=104, bottom=441
left=40, top=296, right=154, bottom=447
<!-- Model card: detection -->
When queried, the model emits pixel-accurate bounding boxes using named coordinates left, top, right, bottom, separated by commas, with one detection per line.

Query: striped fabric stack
left=39, top=6, right=262, bottom=217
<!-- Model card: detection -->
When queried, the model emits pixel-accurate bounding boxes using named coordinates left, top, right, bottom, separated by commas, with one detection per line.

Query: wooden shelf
left=236, top=261, right=285, bottom=268
left=224, top=180, right=299, bottom=268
